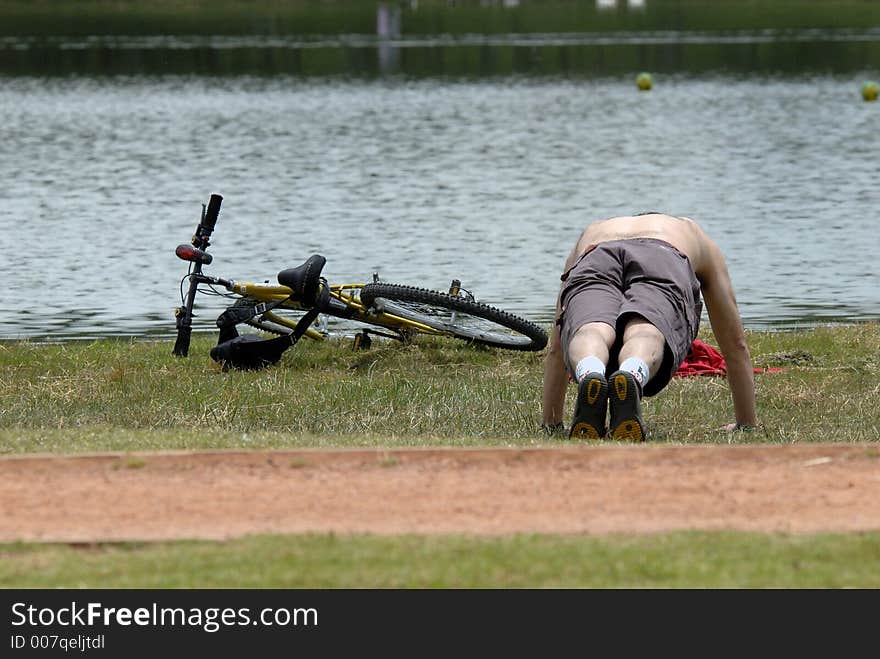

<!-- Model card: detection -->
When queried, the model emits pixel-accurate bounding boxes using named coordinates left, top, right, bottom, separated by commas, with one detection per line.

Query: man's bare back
left=570, top=213, right=711, bottom=281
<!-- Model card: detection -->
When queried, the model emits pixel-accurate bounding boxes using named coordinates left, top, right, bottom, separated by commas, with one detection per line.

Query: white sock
left=619, top=357, right=650, bottom=388
left=575, top=356, right=606, bottom=382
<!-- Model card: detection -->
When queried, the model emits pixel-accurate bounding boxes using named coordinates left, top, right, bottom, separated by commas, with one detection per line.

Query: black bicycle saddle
left=277, top=254, right=327, bottom=307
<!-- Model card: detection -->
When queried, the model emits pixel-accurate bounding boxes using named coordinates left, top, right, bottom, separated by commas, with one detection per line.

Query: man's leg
left=608, top=316, right=666, bottom=441
left=565, top=322, right=615, bottom=439
left=617, top=317, right=665, bottom=382
left=565, top=321, right=616, bottom=375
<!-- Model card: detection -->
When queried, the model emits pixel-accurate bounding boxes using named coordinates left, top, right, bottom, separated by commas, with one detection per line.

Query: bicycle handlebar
left=192, top=193, right=223, bottom=249
left=203, top=193, right=222, bottom=230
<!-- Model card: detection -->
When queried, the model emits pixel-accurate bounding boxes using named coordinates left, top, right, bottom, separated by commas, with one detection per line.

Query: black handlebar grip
left=203, top=194, right=223, bottom=230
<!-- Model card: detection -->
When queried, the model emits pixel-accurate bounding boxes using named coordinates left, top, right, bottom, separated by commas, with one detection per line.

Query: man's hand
left=721, top=422, right=761, bottom=433
left=541, top=422, right=566, bottom=437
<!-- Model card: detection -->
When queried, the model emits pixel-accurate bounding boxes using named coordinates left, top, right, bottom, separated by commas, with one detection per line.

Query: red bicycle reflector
left=175, top=244, right=213, bottom=264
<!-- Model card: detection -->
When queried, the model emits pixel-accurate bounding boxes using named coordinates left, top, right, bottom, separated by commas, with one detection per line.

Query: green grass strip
left=1, top=323, right=878, bottom=451
left=2, top=531, right=878, bottom=588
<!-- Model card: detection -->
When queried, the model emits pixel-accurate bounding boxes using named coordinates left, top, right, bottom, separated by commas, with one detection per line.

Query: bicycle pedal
left=353, top=331, right=372, bottom=351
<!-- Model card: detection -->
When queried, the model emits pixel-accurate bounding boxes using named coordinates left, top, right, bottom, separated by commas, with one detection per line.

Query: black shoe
left=608, top=370, right=646, bottom=442
left=569, top=372, right=608, bottom=439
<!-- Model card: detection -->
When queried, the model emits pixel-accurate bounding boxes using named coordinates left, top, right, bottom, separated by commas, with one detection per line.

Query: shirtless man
left=541, top=212, right=758, bottom=441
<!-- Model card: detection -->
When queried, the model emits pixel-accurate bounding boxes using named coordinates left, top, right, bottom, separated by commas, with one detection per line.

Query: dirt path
left=1, top=444, right=879, bottom=542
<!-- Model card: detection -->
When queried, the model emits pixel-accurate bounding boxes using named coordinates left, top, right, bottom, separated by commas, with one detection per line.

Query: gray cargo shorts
left=558, top=237, right=703, bottom=396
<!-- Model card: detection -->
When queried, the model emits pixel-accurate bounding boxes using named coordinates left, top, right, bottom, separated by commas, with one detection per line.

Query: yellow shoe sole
left=608, top=371, right=646, bottom=442
left=568, top=373, right=608, bottom=440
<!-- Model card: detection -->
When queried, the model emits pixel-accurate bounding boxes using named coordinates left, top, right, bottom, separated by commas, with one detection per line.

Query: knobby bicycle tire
left=359, top=283, right=548, bottom=351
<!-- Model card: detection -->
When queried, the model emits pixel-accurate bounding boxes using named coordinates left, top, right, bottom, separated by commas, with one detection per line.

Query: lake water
left=1, top=7, right=879, bottom=340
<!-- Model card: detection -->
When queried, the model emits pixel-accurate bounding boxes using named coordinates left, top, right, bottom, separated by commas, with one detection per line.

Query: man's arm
left=541, top=243, right=582, bottom=429
left=697, top=240, right=759, bottom=428
left=542, top=320, right=569, bottom=427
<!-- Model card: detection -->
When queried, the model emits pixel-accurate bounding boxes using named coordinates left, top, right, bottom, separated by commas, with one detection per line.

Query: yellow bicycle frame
left=226, top=281, right=448, bottom=340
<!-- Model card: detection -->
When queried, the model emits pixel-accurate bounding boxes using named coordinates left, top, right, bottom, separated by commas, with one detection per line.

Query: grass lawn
left=3, top=531, right=879, bottom=589
left=1, top=322, right=878, bottom=450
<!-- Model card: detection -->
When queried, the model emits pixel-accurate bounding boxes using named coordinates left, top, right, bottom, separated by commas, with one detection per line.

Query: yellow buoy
left=862, top=80, right=879, bottom=102
left=636, top=72, right=653, bottom=91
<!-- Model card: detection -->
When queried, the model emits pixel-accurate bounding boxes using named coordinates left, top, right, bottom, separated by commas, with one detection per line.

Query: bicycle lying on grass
left=173, top=194, right=548, bottom=369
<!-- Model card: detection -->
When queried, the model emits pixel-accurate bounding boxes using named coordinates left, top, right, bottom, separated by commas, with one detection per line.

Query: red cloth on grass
left=674, top=339, right=783, bottom=377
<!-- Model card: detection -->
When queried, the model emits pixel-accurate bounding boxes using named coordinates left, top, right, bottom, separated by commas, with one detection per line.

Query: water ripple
left=1, top=74, right=878, bottom=339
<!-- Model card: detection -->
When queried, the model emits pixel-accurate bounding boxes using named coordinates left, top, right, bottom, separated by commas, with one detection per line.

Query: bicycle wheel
left=359, top=283, right=548, bottom=351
